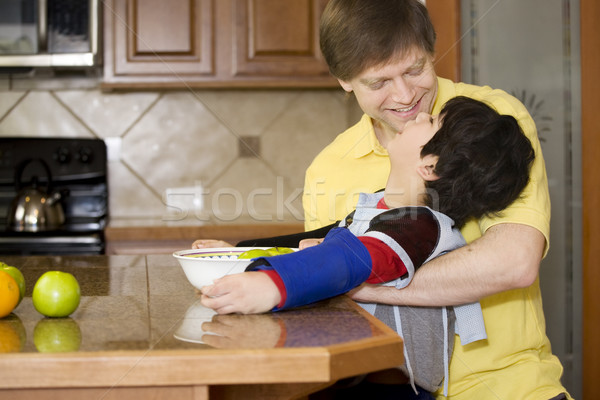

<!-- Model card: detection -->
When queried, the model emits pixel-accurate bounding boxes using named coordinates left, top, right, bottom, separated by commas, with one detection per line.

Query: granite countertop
left=4, top=253, right=387, bottom=352
left=0, top=254, right=404, bottom=397
left=104, top=223, right=305, bottom=254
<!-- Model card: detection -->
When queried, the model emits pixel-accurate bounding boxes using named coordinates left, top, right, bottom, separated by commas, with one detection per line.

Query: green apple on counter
left=238, top=247, right=294, bottom=259
left=32, top=271, right=81, bottom=318
left=0, top=262, right=25, bottom=306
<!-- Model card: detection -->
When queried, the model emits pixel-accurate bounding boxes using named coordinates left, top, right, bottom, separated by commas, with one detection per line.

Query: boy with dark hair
left=200, top=96, right=535, bottom=396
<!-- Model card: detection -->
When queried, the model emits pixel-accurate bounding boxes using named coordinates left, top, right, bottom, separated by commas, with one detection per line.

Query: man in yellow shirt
left=303, top=0, right=570, bottom=399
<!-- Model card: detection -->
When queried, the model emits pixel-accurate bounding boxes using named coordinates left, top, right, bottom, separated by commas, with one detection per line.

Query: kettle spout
left=46, top=189, right=69, bottom=206
left=46, top=191, right=63, bottom=206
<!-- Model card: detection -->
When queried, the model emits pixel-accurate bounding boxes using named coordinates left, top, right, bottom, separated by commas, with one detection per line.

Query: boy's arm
left=359, top=236, right=409, bottom=283
left=201, top=220, right=422, bottom=314
left=248, top=227, right=372, bottom=310
left=200, top=227, right=412, bottom=315
left=201, top=228, right=372, bottom=314
left=248, top=230, right=410, bottom=311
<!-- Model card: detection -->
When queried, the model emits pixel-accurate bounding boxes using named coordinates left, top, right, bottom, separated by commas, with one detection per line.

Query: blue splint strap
left=248, top=227, right=372, bottom=310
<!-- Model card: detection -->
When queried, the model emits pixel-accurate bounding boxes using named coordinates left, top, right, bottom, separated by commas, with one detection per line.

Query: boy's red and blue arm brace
left=245, top=227, right=372, bottom=310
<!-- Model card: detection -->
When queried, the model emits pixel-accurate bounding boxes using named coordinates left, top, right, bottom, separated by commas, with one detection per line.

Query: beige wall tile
left=55, top=90, right=160, bottom=138
left=206, top=157, right=303, bottom=223
left=262, top=91, right=349, bottom=189
left=107, top=160, right=166, bottom=221
left=194, top=90, right=302, bottom=137
left=0, top=91, right=26, bottom=121
left=0, top=91, right=94, bottom=137
left=121, top=92, right=238, bottom=195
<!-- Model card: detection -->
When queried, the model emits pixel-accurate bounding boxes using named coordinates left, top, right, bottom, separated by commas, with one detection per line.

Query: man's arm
left=349, top=223, right=545, bottom=306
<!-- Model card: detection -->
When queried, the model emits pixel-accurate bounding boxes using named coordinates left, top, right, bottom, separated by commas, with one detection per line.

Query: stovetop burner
left=0, top=137, right=108, bottom=255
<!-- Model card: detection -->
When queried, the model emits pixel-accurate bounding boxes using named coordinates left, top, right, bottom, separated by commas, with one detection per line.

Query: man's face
left=338, top=48, right=438, bottom=141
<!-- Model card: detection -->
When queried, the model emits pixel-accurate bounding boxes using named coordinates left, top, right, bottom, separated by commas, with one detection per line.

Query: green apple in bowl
left=237, top=249, right=270, bottom=259
left=238, top=247, right=294, bottom=259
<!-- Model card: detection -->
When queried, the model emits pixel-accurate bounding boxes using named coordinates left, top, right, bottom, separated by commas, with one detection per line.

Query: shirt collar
left=432, top=77, right=456, bottom=114
left=352, top=114, right=388, bottom=158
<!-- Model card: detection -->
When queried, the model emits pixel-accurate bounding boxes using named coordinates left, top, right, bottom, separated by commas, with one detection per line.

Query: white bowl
left=173, top=247, right=268, bottom=290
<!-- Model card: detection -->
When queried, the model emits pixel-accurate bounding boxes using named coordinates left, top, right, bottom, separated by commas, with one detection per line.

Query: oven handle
left=0, top=235, right=101, bottom=245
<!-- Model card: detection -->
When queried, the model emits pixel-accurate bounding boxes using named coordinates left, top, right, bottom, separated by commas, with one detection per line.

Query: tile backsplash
left=0, top=74, right=361, bottom=227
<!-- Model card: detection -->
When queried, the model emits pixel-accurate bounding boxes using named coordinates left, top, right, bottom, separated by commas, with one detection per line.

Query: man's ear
left=417, top=154, right=440, bottom=181
left=338, top=79, right=353, bottom=93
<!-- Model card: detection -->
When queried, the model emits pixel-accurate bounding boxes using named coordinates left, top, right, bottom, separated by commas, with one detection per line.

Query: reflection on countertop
left=3, top=254, right=387, bottom=353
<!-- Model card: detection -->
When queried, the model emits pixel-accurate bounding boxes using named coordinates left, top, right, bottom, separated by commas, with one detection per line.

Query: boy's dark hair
left=421, top=96, right=535, bottom=228
left=320, top=0, right=436, bottom=81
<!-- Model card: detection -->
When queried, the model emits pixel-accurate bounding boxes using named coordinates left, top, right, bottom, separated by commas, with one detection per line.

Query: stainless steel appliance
left=0, top=0, right=100, bottom=68
left=0, top=137, right=108, bottom=255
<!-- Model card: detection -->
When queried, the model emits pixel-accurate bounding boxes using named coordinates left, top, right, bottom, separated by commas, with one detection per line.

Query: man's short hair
left=320, top=0, right=436, bottom=81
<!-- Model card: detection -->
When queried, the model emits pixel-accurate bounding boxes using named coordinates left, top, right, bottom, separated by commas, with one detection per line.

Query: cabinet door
left=426, top=0, right=461, bottom=81
left=231, top=0, right=331, bottom=79
left=102, top=0, right=460, bottom=88
left=104, top=0, right=214, bottom=81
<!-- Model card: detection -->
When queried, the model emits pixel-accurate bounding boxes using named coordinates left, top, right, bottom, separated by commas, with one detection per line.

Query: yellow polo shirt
left=302, top=77, right=569, bottom=399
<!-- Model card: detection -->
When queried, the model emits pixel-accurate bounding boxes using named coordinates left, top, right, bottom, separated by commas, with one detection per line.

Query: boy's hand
left=200, top=272, right=281, bottom=314
left=298, top=238, right=323, bottom=249
left=192, top=239, right=234, bottom=249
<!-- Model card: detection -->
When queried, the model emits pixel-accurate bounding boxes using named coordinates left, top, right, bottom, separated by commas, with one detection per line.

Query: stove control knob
left=77, top=146, right=93, bottom=163
left=54, top=147, right=71, bottom=164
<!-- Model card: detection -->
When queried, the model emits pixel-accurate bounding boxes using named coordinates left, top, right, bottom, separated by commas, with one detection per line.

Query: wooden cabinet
left=102, top=0, right=337, bottom=88
left=106, top=0, right=214, bottom=78
left=102, top=0, right=460, bottom=89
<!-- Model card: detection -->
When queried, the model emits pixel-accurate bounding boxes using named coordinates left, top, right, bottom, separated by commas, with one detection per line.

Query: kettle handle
left=14, top=158, right=53, bottom=191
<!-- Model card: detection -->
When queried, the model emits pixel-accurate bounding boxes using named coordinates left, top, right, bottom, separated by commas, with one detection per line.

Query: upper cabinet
left=102, top=0, right=459, bottom=89
left=102, top=0, right=337, bottom=89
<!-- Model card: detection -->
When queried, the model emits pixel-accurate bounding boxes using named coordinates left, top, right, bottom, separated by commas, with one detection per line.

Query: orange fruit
left=0, top=270, right=19, bottom=318
left=0, top=264, right=25, bottom=306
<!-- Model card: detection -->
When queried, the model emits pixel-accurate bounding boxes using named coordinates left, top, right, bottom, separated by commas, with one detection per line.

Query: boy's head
left=320, top=0, right=436, bottom=81
left=421, top=96, right=535, bottom=228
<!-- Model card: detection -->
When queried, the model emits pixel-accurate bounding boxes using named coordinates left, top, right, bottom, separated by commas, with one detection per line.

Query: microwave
left=0, top=0, right=100, bottom=68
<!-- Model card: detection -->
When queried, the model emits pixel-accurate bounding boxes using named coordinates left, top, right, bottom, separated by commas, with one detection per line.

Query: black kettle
left=7, top=158, right=66, bottom=232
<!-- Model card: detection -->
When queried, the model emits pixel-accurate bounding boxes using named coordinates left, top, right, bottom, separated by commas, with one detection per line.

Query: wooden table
left=0, top=254, right=403, bottom=400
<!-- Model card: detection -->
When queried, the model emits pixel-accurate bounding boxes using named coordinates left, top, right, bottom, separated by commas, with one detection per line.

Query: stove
left=0, top=137, right=108, bottom=255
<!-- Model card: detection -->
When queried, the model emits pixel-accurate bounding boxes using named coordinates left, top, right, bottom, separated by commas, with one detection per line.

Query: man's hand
left=200, top=271, right=281, bottom=314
